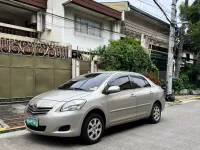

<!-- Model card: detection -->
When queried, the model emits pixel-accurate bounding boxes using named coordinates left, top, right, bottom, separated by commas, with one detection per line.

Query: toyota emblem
left=32, top=103, right=37, bottom=110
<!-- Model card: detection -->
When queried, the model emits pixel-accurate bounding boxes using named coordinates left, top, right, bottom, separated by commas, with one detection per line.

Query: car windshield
left=58, top=73, right=112, bottom=91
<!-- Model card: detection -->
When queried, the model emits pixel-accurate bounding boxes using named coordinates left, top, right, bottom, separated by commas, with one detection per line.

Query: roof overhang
left=63, top=0, right=121, bottom=20
left=0, top=0, right=44, bottom=11
left=128, top=4, right=170, bottom=28
left=13, top=0, right=47, bottom=9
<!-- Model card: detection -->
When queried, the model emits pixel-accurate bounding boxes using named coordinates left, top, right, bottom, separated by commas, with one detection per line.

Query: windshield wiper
left=69, top=87, right=87, bottom=91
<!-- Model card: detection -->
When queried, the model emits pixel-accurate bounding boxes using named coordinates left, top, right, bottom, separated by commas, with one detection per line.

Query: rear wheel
left=149, top=103, right=161, bottom=123
left=81, top=113, right=104, bottom=144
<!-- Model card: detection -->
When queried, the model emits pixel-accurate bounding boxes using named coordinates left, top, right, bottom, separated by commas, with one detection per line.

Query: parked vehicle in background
left=24, top=72, right=165, bottom=144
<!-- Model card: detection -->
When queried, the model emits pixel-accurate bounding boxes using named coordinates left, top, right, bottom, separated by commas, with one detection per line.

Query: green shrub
left=160, top=80, right=167, bottom=90
left=172, top=78, right=184, bottom=93
left=96, top=37, right=157, bottom=73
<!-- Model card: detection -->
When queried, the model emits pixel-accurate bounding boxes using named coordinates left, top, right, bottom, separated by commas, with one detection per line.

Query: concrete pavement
left=0, top=103, right=27, bottom=131
left=0, top=100, right=200, bottom=150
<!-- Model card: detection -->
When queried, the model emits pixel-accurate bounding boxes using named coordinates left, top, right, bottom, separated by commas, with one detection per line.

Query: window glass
left=109, top=76, right=131, bottom=91
left=75, top=17, right=101, bottom=37
left=130, top=76, right=150, bottom=88
left=58, top=73, right=112, bottom=91
left=75, top=17, right=81, bottom=32
left=88, top=21, right=95, bottom=35
left=81, top=19, right=88, bottom=34
left=186, top=53, right=190, bottom=61
left=144, top=79, right=151, bottom=87
left=95, top=23, right=101, bottom=37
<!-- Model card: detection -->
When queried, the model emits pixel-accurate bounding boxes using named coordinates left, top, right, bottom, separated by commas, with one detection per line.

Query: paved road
left=0, top=101, right=200, bottom=150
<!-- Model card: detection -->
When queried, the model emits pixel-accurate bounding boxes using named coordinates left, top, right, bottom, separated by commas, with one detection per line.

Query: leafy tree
left=179, top=0, right=200, bottom=53
left=96, top=37, right=157, bottom=73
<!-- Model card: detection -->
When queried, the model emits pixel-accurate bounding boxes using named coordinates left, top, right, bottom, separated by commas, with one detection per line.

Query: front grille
left=26, top=124, right=46, bottom=132
left=27, top=105, right=52, bottom=115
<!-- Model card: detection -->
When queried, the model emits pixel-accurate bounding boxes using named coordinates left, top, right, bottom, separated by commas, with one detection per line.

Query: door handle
left=131, top=94, right=136, bottom=97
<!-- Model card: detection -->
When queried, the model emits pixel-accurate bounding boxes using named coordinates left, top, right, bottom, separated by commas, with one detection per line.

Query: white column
left=72, top=59, right=80, bottom=78
left=68, top=45, right=72, bottom=58
left=75, top=60, right=80, bottom=77
left=141, top=34, right=146, bottom=48
left=91, top=60, right=95, bottom=73
left=37, top=12, right=43, bottom=32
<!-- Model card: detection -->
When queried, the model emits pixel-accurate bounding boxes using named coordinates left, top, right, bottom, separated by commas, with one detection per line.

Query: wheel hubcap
left=153, top=106, right=160, bottom=121
left=87, top=118, right=102, bottom=140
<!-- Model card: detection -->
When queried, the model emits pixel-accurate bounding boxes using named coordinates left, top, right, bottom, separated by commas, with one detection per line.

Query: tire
left=149, top=103, right=161, bottom=124
left=81, top=113, right=105, bottom=145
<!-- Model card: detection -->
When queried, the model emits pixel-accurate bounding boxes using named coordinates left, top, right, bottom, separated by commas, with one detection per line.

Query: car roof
left=93, top=71, right=142, bottom=76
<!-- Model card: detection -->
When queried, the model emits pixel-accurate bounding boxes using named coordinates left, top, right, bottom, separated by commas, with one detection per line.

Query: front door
left=106, top=76, right=137, bottom=125
left=130, top=76, right=154, bottom=118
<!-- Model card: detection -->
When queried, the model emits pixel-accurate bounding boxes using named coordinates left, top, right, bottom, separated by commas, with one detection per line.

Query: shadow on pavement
left=25, top=133, right=81, bottom=148
left=105, top=119, right=148, bottom=137
left=25, top=119, right=149, bottom=147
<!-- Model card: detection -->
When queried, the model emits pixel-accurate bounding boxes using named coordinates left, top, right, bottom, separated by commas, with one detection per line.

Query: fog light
left=58, top=125, right=70, bottom=132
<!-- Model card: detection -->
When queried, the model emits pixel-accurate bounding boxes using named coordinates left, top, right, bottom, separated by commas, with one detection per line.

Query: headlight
left=60, top=100, right=87, bottom=112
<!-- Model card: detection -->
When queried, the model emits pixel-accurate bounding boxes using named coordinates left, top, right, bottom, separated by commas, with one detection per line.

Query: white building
left=41, top=0, right=121, bottom=54
left=0, top=0, right=45, bottom=42
left=102, top=1, right=197, bottom=80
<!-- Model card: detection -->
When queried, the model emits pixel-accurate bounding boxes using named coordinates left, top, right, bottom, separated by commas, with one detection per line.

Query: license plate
left=26, top=117, right=38, bottom=127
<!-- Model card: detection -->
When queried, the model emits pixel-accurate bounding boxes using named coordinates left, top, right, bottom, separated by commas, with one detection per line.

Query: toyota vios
left=24, top=72, right=165, bottom=144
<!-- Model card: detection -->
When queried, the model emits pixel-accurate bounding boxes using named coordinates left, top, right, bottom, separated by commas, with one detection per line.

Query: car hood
left=34, top=89, right=91, bottom=101
left=29, top=90, right=92, bottom=108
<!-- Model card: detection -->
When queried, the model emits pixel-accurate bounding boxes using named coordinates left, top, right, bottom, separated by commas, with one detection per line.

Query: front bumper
left=24, top=109, right=86, bottom=137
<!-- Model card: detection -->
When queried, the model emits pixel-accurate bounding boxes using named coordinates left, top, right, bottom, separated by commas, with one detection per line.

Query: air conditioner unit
left=31, top=15, right=37, bottom=24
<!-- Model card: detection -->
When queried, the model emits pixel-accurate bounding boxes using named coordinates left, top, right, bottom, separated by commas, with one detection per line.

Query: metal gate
left=150, top=50, right=168, bottom=81
left=0, top=38, right=72, bottom=102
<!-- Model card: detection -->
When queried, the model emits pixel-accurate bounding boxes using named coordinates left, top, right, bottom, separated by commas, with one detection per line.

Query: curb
left=0, top=100, right=30, bottom=106
left=0, top=126, right=25, bottom=134
left=0, top=128, right=6, bottom=131
left=166, top=96, right=200, bottom=104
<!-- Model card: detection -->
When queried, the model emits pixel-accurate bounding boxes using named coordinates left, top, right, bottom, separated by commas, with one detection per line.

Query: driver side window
left=109, top=76, right=132, bottom=91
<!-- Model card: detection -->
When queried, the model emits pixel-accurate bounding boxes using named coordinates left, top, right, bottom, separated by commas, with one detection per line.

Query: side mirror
left=107, top=86, right=120, bottom=94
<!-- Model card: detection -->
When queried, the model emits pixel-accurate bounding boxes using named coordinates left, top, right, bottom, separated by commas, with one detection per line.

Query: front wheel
left=81, top=113, right=104, bottom=144
left=149, top=103, right=161, bottom=123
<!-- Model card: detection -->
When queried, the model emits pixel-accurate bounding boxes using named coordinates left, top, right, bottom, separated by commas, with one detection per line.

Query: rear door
left=106, top=75, right=137, bottom=125
left=129, top=75, right=154, bottom=118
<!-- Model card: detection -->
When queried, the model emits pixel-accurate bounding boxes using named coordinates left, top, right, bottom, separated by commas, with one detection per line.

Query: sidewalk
left=166, top=95, right=200, bottom=105
left=0, top=95, right=200, bottom=133
left=0, top=103, right=27, bottom=132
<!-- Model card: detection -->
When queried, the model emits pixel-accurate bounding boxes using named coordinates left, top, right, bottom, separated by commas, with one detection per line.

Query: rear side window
left=109, top=76, right=132, bottom=91
left=130, top=76, right=151, bottom=89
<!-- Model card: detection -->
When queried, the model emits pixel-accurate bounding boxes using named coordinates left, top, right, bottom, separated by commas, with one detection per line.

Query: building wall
left=124, top=12, right=169, bottom=49
left=40, top=0, right=66, bottom=43
left=101, top=2, right=128, bottom=12
left=40, top=0, right=120, bottom=51
left=182, top=51, right=195, bottom=64
left=64, top=7, right=120, bottom=51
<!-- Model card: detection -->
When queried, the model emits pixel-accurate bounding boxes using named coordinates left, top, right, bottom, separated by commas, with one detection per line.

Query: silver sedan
left=24, top=72, right=165, bottom=144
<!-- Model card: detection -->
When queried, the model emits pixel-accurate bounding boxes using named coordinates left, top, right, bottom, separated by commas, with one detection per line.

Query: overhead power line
left=152, top=0, right=172, bottom=24
left=156, top=0, right=171, bottom=13
left=136, top=0, right=171, bottom=14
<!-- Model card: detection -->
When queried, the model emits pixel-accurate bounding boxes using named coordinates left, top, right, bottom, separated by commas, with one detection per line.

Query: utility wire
left=156, top=0, right=171, bottom=14
left=152, top=0, right=172, bottom=24
left=136, top=0, right=171, bottom=14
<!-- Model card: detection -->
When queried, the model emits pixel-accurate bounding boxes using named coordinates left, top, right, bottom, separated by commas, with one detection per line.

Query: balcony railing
left=0, top=22, right=38, bottom=38
left=123, top=20, right=169, bottom=42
